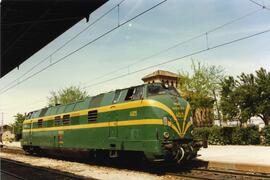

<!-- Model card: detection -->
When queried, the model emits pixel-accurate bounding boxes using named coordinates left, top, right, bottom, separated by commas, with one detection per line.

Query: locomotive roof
left=26, top=83, right=148, bottom=119
left=26, top=82, right=174, bottom=120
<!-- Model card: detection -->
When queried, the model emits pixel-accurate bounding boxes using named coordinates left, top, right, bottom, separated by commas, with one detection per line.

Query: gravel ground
left=0, top=152, right=178, bottom=180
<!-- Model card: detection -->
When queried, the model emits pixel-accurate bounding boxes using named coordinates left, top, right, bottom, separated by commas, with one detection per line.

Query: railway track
left=0, top=146, right=24, bottom=155
left=1, top=147, right=270, bottom=180
left=1, top=169, right=25, bottom=180
left=167, top=168, right=270, bottom=180
left=0, top=158, right=93, bottom=180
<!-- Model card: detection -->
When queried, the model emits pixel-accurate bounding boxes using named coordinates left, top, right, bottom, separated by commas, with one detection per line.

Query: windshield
left=147, top=83, right=180, bottom=97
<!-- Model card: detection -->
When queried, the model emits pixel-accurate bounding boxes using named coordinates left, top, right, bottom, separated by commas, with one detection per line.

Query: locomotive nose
left=169, top=97, right=193, bottom=138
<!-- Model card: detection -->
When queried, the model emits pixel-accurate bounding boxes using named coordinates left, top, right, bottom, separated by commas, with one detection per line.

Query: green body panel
left=22, top=84, right=194, bottom=159
left=25, top=125, right=163, bottom=151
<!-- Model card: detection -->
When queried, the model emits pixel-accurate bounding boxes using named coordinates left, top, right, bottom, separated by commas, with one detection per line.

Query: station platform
left=0, top=141, right=21, bottom=149
left=196, top=145, right=270, bottom=173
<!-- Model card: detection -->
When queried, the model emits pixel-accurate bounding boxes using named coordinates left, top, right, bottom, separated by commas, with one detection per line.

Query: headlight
left=162, top=116, right=168, bottom=126
left=163, top=132, right=170, bottom=139
left=190, top=116, right=193, bottom=124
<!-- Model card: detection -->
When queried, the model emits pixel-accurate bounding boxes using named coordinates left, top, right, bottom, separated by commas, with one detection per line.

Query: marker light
left=190, top=116, right=193, bottom=124
left=162, top=117, right=168, bottom=126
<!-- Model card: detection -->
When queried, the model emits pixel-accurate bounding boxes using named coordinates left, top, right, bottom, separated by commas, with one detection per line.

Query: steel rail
left=0, top=169, right=26, bottom=180
left=193, top=168, right=270, bottom=179
left=168, top=168, right=270, bottom=180
left=1, top=158, right=91, bottom=180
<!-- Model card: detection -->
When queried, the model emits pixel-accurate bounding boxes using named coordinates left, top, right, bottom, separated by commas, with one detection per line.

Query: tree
left=220, top=68, right=270, bottom=126
left=220, top=75, right=255, bottom=127
left=254, top=68, right=270, bottom=125
left=47, top=86, right=88, bottom=106
left=178, top=60, right=224, bottom=126
left=236, top=73, right=257, bottom=124
left=220, top=76, right=240, bottom=122
left=12, top=113, right=27, bottom=140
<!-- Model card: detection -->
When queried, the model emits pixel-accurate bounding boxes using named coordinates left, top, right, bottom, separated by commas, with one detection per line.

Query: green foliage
left=193, top=127, right=210, bottom=140
left=231, top=127, right=246, bottom=145
left=178, top=60, right=224, bottom=124
left=254, top=68, right=270, bottom=125
left=11, top=113, right=27, bottom=140
left=261, top=125, right=270, bottom=145
left=47, top=86, right=88, bottom=106
left=220, top=76, right=239, bottom=121
left=194, top=126, right=261, bottom=145
left=207, top=126, right=226, bottom=145
left=231, top=126, right=260, bottom=145
left=220, top=75, right=255, bottom=126
left=221, top=127, right=234, bottom=145
left=194, top=127, right=231, bottom=145
left=220, top=68, right=270, bottom=126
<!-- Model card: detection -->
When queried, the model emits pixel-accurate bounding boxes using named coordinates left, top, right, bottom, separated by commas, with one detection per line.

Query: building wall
left=143, top=77, right=178, bottom=88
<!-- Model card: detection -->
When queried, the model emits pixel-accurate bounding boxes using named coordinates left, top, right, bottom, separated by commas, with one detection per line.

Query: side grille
left=88, top=110, right=98, bottom=122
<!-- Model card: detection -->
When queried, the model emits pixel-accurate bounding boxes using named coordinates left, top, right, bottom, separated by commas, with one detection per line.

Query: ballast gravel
left=0, top=152, right=178, bottom=180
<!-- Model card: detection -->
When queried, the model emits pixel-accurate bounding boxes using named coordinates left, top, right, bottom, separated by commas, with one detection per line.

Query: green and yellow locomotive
left=22, top=83, right=204, bottom=163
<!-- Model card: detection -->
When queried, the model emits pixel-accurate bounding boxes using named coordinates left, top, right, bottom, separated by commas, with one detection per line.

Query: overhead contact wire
left=0, top=0, right=168, bottom=95
left=81, top=7, right=263, bottom=85
left=0, top=0, right=126, bottom=92
left=82, top=27, right=270, bottom=89
left=248, top=0, right=270, bottom=10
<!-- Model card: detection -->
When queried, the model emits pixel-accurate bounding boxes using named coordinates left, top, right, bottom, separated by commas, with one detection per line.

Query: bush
left=246, top=126, right=260, bottom=145
left=231, top=127, right=244, bottom=145
left=222, top=127, right=234, bottom=144
left=208, top=126, right=225, bottom=145
left=261, top=125, right=270, bottom=145
left=193, top=127, right=210, bottom=140
left=193, top=125, right=261, bottom=145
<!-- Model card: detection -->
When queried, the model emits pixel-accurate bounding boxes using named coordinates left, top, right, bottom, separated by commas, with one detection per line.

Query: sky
left=1, top=0, right=270, bottom=124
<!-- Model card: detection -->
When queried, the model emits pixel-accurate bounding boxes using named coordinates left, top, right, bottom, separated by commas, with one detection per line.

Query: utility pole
left=1, top=112, right=3, bottom=134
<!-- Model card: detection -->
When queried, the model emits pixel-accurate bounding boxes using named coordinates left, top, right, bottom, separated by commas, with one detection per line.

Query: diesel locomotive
left=22, top=83, right=204, bottom=163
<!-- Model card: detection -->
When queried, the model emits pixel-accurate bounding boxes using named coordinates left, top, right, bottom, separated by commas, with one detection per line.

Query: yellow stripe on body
left=22, top=99, right=189, bottom=138
left=174, top=112, right=182, bottom=134
left=23, top=99, right=178, bottom=125
left=183, top=121, right=192, bottom=135
left=170, top=124, right=182, bottom=137
left=181, top=103, right=190, bottom=134
left=22, top=119, right=163, bottom=132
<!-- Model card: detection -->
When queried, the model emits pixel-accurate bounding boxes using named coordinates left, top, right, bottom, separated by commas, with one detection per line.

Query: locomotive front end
left=147, top=83, right=205, bottom=163
left=161, top=97, right=205, bottom=163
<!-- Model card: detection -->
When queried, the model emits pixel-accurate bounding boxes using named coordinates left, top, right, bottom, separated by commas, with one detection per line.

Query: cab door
left=109, top=90, right=121, bottom=138
left=29, top=120, right=33, bottom=146
left=109, top=105, right=118, bottom=138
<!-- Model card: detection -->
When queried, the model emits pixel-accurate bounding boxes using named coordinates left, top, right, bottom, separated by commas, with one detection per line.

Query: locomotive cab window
left=125, top=86, right=143, bottom=101
left=62, top=114, right=70, bottom=126
left=113, top=90, right=121, bottom=104
left=26, top=112, right=32, bottom=119
left=88, top=110, right=98, bottom=122
left=37, top=119, right=43, bottom=128
left=54, top=116, right=61, bottom=126
left=147, top=84, right=180, bottom=97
